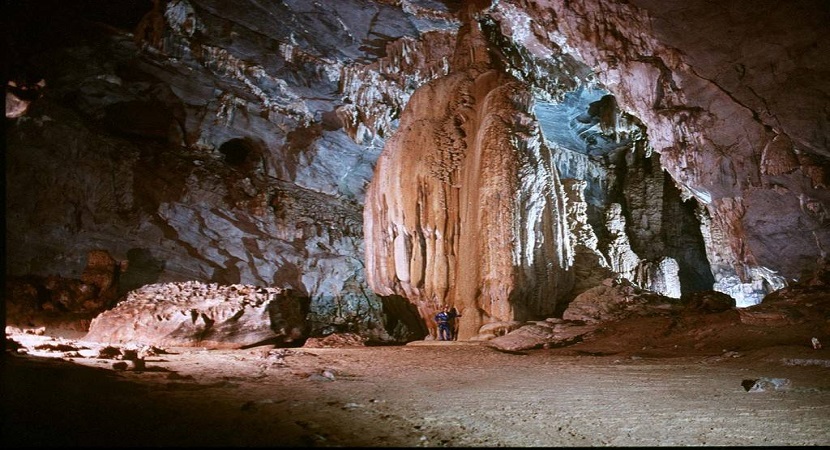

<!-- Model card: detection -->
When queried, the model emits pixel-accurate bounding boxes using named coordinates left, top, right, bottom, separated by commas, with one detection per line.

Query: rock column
left=364, top=10, right=573, bottom=339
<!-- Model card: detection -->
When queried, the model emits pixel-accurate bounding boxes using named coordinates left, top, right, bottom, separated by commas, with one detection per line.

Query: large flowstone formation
left=364, top=19, right=575, bottom=338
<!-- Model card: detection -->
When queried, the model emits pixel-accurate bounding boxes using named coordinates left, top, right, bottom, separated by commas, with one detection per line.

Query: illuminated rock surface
left=4, top=0, right=828, bottom=342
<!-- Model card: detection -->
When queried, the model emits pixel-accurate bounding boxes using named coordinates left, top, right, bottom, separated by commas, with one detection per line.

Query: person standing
left=434, top=307, right=451, bottom=341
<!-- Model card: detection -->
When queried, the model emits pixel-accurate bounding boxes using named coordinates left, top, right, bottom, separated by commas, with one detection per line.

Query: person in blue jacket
left=434, top=307, right=452, bottom=341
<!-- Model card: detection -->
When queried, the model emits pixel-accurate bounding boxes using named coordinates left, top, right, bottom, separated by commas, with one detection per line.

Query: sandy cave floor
left=3, top=316, right=830, bottom=448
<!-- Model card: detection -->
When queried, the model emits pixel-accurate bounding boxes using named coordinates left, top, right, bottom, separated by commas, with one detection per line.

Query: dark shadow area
left=211, top=256, right=242, bottom=285
left=381, top=294, right=428, bottom=342
left=0, top=351, right=365, bottom=447
left=664, top=190, right=716, bottom=293
left=218, top=138, right=253, bottom=167
left=117, top=248, right=165, bottom=297
left=102, top=100, right=176, bottom=141
left=3, top=0, right=154, bottom=60
left=1, top=353, right=174, bottom=447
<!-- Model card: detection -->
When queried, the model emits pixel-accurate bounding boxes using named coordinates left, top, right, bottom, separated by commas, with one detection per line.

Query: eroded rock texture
left=5, top=0, right=829, bottom=343
left=365, top=17, right=574, bottom=339
left=488, top=0, right=829, bottom=306
left=84, top=281, right=307, bottom=348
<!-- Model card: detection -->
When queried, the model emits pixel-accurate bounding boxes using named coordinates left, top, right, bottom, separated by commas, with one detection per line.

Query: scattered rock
left=474, top=321, right=525, bottom=341
left=308, top=373, right=335, bottom=382
left=683, top=291, right=736, bottom=313
left=34, top=343, right=80, bottom=352
left=166, top=372, right=195, bottom=381
left=486, top=321, right=596, bottom=352
left=781, top=358, right=830, bottom=368
left=303, top=332, right=366, bottom=348
left=742, top=377, right=792, bottom=392
left=97, top=346, right=122, bottom=359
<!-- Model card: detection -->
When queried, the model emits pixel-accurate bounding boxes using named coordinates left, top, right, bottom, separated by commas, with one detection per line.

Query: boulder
left=84, top=281, right=308, bottom=349
left=562, top=279, right=682, bottom=324
left=682, top=291, right=736, bottom=313
left=486, top=320, right=597, bottom=353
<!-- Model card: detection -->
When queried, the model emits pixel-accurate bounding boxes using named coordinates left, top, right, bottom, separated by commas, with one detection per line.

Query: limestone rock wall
left=489, top=0, right=830, bottom=305
left=4, top=0, right=462, bottom=341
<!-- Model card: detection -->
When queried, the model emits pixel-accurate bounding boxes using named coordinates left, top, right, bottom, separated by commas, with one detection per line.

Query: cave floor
left=3, top=325, right=830, bottom=447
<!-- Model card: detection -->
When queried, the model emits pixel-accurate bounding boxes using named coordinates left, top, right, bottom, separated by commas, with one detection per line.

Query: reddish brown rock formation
left=79, top=250, right=120, bottom=307
left=5, top=250, right=125, bottom=333
left=365, top=7, right=574, bottom=339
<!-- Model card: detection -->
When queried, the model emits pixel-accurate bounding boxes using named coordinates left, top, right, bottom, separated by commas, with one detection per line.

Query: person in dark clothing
left=434, top=307, right=451, bottom=341
left=447, top=307, right=461, bottom=340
